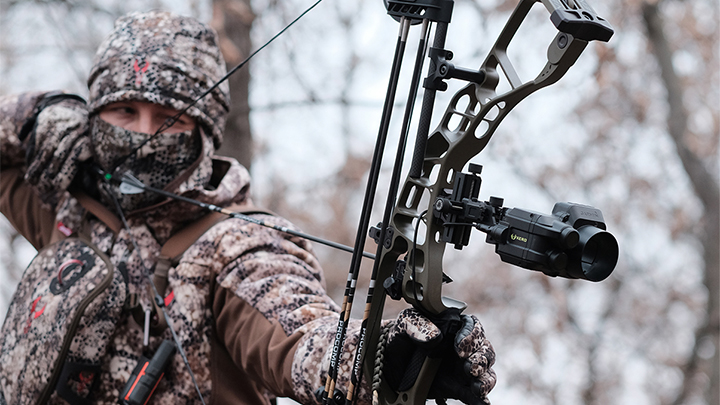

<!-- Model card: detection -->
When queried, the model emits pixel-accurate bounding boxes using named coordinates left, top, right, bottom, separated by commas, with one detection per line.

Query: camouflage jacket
left=0, top=92, right=372, bottom=405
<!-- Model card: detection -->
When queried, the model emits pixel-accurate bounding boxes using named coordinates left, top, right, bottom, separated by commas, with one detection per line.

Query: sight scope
left=433, top=166, right=618, bottom=281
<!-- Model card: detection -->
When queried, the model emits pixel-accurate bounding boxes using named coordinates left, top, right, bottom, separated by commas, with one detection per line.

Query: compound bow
left=320, top=1, right=619, bottom=404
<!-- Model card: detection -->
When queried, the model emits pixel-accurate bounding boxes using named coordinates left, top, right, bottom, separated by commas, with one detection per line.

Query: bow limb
left=360, top=0, right=613, bottom=404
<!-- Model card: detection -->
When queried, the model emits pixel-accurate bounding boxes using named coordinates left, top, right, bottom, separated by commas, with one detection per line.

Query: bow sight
left=432, top=164, right=619, bottom=281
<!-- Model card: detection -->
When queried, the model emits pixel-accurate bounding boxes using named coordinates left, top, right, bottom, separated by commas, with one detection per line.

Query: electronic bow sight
left=382, top=161, right=619, bottom=308
left=432, top=163, right=618, bottom=282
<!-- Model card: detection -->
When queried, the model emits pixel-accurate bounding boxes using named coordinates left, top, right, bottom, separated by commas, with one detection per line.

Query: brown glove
left=23, top=94, right=91, bottom=207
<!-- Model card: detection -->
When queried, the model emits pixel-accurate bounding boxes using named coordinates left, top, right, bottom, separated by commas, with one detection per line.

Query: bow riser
left=401, top=36, right=590, bottom=315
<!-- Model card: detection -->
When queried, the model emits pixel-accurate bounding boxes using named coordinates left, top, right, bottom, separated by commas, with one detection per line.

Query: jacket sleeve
left=0, top=92, right=58, bottom=249
left=210, top=214, right=374, bottom=404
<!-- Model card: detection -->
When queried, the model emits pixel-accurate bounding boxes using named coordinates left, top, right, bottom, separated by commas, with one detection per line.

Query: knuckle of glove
left=456, top=315, right=495, bottom=376
left=469, top=367, right=497, bottom=400
left=456, top=315, right=497, bottom=400
left=391, top=308, right=442, bottom=344
left=25, top=100, right=90, bottom=199
left=464, top=346, right=495, bottom=378
left=454, top=315, right=489, bottom=359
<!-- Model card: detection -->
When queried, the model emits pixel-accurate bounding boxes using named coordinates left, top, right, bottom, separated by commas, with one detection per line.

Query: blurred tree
left=212, top=0, right=255, bottom=168
left=642, top=2, right=718, bottom=403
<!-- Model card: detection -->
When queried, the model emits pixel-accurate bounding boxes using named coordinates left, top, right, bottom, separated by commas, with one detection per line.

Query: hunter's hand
left=24, top=95, right=91, bottom=206
left=383, top=308, right=497, bottom=405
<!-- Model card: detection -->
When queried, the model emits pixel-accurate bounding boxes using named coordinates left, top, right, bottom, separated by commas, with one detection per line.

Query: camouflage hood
left=87, top=11, right=230, bottom=149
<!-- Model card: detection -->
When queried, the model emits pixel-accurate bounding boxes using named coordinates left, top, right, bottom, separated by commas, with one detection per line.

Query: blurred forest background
left=0, top=0, right=717, bottom=404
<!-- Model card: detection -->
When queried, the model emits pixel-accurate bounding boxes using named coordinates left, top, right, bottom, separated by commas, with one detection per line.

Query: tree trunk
left=211, top=0, right=255, bottom=169
left=642, top=2, right=720, bottom=404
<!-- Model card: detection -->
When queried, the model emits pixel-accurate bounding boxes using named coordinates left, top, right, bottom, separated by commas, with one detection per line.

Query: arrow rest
left=369, top=224, right=395, bottom=249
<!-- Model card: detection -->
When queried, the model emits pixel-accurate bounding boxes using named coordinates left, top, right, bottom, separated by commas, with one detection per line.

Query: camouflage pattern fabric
left=0, top=92, right=46, bottom=169
left=0, top=10, right=374, bottom=404
left=454, top=314, right=497, bottom=398
left=89, top=116, right=208, bottom=212
left=24, top=97, right=91, bottom=208
left=36, top=159, right=247, bottom=404
left=35, top=155, right=370, bottom=404
left=87, top=11, right=230, bottom=148
left=0, top=237, right=127, bottom=405
left=4, top=91, right=392, bottom=404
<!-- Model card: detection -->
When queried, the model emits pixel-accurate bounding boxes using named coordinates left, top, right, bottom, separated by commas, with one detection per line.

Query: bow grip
left=375, top=357, right=442, bottom=405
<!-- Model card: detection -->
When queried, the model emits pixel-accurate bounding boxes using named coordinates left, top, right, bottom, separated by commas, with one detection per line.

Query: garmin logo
left=510, top=233, right=527, bottom=243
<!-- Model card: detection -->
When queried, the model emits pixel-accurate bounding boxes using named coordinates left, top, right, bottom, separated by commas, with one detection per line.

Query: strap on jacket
left=150, top=202, right=272, bottom=333
left=69, top=191, right=272, bottom=334
left=72, top=191, right=123, bottom=234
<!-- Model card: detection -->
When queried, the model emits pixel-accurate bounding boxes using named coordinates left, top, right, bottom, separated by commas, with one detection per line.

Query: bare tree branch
left=212, top=0, right=255, bottom=168
left=642, top=2, right=720, bottom=404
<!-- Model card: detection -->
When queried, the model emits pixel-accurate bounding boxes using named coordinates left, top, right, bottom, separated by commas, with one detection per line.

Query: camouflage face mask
left=90, top=116, right=202, bottom=212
